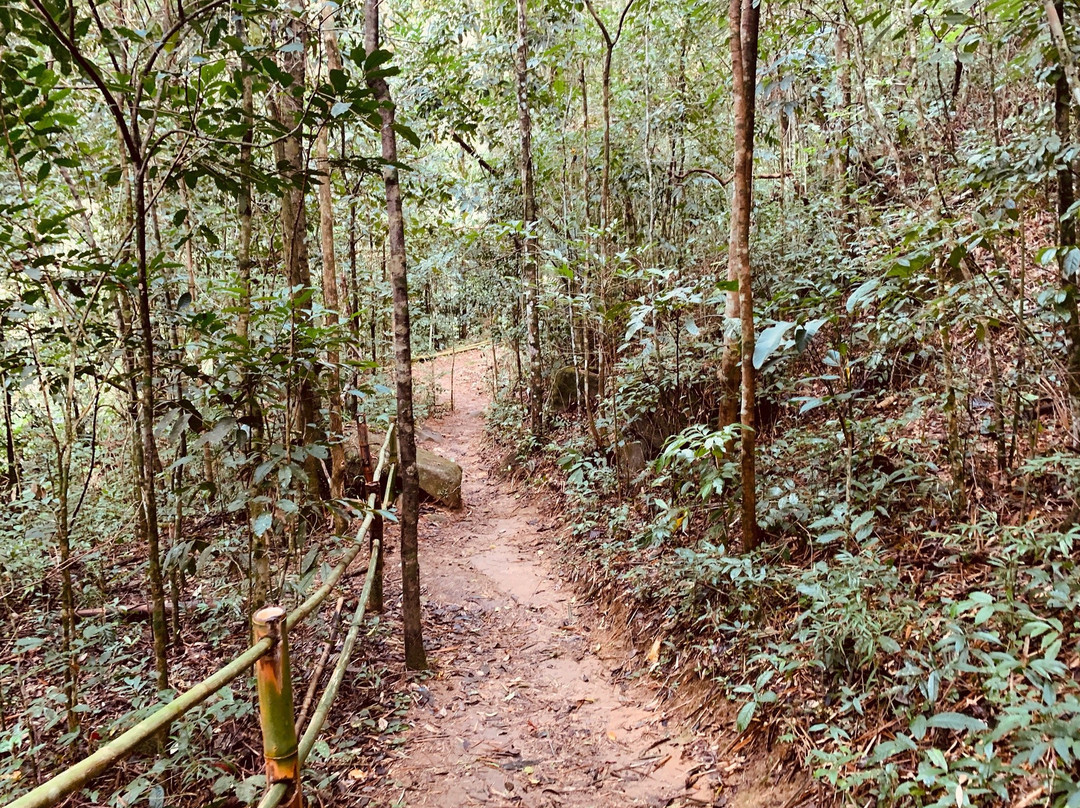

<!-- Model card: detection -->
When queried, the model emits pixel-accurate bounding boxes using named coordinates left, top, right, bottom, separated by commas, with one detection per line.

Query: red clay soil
left=364, top=348, right=809, bottom=808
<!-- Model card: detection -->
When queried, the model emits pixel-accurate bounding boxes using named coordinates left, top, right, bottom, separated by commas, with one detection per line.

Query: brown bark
left=1053, top=1, right=1080, bottom=446
left=2, top=387, right=16, bottom=493
left=318, top=2, right=348, bottom=533
left=364, top=0, right=427, bottom=670
left=134, top=156, right=170, bottom=691
left=274, top=0, right=323, bottom=500
left=834, top=19, right=853, bottom=240
left=235, top=11, right=268, bottom=609
left=515, top=0, right=544, bottom=436
left=728, top=0, right=761, bottom=552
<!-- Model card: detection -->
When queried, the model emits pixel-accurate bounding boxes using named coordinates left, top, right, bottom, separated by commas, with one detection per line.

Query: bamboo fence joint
left=252, top=606, right=303, bottom=808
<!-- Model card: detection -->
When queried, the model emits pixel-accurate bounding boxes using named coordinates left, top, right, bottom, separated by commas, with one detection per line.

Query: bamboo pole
left=4, top=639, right=273, bottom=808
left=257, top=465, right=396, bottom=808
left=295, top=596, right=345, bottom=731
left=285, top=423, right=394, bottom=630
left=253, top=606, right=302, bottom=808
left=6, top=426, right=398, bottom=808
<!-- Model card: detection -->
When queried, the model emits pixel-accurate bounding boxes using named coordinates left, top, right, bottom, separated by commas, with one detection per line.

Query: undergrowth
left=488, top=377, right=1080, bottom=806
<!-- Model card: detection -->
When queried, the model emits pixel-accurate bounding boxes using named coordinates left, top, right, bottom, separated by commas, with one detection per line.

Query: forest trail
left=368, top=348, right=804, bottom=808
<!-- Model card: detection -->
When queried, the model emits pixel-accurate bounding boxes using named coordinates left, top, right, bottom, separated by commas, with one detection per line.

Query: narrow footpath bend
left=368, top=349, right=799, bottom=808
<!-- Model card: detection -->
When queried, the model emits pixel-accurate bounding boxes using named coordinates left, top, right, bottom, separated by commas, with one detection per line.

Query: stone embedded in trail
left=415, top=444, right=463, bottom=509
left=358, top=431, right=463, bottom=509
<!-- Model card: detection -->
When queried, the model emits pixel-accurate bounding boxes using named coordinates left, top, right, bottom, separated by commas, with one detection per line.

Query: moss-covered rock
left=548, top=365, right=600, bottom=412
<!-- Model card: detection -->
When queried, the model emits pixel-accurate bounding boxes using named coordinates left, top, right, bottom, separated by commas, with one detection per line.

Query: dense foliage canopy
left=3, top=0, right=1080, bottom=805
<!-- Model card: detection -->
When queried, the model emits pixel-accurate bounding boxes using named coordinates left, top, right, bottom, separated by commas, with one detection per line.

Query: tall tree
left=273, top=0, right=323, bottom=503
left=24, top=0, right=172, bottom=689
left=1046, top=0, right=1080, bottom=444
left=728, top=0, right=761, bottom=552
left=235, top=9, right=269, bottom=608
left=317, top=1, right=348, bottom=533
left=583, top=0, right=635, bottom=247
left=515, top=0, right=544, bottom=436
left=364, top=0, right=428, bottom=670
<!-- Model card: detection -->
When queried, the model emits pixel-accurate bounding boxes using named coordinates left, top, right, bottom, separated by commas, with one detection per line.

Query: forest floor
left=362, top=348, right=808, bottom=808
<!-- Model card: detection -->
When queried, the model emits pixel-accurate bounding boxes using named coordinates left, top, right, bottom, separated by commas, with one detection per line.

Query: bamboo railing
left=4, top=425, right=397, bottom=808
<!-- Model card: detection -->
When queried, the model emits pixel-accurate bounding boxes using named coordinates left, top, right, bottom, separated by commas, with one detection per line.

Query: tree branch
left=674, top=168, right=789, bottom=185
left=26, top=0, right=139, bottom=160
left=1045, top=0, right=1080, bottom=108
left=451, top=133, right=497, bottom=176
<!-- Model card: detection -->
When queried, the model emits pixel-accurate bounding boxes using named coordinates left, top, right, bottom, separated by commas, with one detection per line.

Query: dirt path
left=366, top=349, right=798, bottom=808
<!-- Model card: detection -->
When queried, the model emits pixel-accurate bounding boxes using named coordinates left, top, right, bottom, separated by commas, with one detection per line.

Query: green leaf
left=910, top=713, right=928, bottom=740
left=1065, top=247, right=1080, bottom=279
left=925, top=712, right=987, bottom=733
left=393, top=122, right=421, bottom=148
left=364, top=48, right=395, bottom=70
left=753, top=322, right=793, bottom=369
left=736, top=700, right=756, bottom=732
left=926, top=747, right=948, bottom=770
left=235, top=775, right=265, bottom=803
left=252, top=512, right=273, bottom=537
left=198, top=417, right=236, bottom=447
left=846, top=279, right=879, bottom=313
left=254, top=459, right=276, bottom=484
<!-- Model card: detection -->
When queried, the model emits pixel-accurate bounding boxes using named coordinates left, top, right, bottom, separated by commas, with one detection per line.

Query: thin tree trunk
left=834, top=19, right=853, bottom=240
left=515, top=0, right=544, bottom=436
left=235, top=11, right=268, bottom=609
left=318, top=2, right=348, bottom=533
left=583, top=0, right=634, bottom=249
left=1046, top=0, right=1080, bottom=109
left=347, top=199, right=362, bottom=421
left=1052, top=0, right=1080, bottom=445
left=177, top=184, right=216, bottom=495
left=729, top=0, right=761, bottom=552
left=579, top=65, right=604, bottom=452
left=2, top=386, right=16, bottom=493
left=134, top=162, right=170, bottom=690
left=364, top=0, right=427, bottom=670
left=274, top=0, right=323, bottom=502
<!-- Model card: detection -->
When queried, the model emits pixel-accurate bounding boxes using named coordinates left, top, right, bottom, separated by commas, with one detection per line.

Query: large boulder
left=416, top=444, right=462, bottom=509
left=548, top=365, right=601, bottom=412
left=358, top=431, right=463, bottom=509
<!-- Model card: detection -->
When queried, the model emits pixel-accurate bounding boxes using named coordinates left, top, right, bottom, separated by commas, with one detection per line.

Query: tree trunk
left=134, top=163, right=170, bottom=690
left=364, top=0, right=427, bottom=671
left=834, top=19, right=853, bottom=240
left=275, top=0, right=323, bottom=501
left=515, top=0, right=544, bottom=436
left=318, top=2, right=348, bottom=533
left=2, top=385, right=16, bottom=493
left=235, top=11, right=268, bottom=609
left=729, top=0, right=761, bottom=552
left=583, top=0, right=634, bottom=248
left=1053, top=1, right=1080, bottom=446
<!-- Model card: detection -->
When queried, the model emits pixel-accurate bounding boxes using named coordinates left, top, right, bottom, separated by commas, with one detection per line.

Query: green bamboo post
left=252, top=606, right=302, bottom=808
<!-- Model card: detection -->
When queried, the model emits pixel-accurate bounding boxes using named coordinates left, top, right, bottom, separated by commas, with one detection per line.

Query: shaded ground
left=361, top=349, right=809, bottom=808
